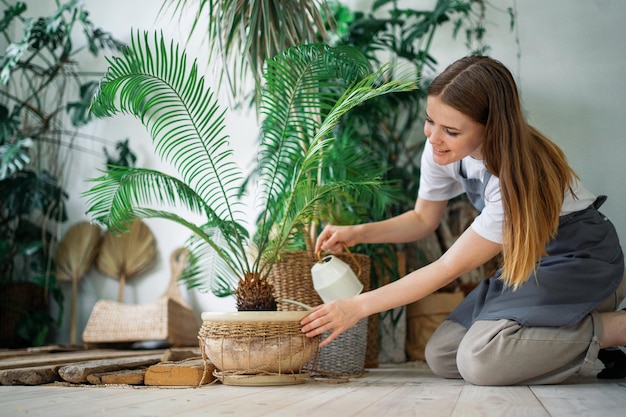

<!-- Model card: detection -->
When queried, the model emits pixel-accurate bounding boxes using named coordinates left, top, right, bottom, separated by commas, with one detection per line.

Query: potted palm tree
left=83, top=31, right=416, bottom=382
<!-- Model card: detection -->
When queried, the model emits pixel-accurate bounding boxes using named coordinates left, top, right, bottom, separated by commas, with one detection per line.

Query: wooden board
left=58, top=354, right=164, bottom=383
left=0, top=348, right=166, bottom=370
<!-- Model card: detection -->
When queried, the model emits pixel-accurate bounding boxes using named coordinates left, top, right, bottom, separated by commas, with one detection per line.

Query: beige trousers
left=424, top=276, right=626, bottom=385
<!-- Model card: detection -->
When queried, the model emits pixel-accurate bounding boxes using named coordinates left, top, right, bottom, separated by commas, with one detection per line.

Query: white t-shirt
left=417, top=141, right=597, bottom=244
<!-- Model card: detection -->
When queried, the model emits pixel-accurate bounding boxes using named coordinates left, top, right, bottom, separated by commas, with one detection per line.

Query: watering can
left=310, top=246, right=363, bottom=303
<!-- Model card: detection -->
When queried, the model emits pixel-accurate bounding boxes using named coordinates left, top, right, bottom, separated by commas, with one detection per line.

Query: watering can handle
left=316, top=243, right=362, bottom=277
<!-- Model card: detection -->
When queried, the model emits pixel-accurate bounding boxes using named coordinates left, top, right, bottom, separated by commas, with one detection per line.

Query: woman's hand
left=300, top=298, right=363, bottom=347
left=315, top=224, right=360, bottom=254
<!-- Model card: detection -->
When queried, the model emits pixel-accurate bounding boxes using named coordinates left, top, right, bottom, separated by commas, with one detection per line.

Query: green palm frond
left=91, top=31, right=244, bottom=228
left=82, top=166, right=250, bottom=275
left=258, top=178, right=381, bottom=277
left=255, top=62, right=418, bottom=266
left=256, top=44, right=371, bottom=207
left=178, top=225, right=242, bottom=295
left=88, top=31, right=251, bottom=272
left=160, top=0, right=333, bottom=103
left=84, top=167, right=206, bottom=228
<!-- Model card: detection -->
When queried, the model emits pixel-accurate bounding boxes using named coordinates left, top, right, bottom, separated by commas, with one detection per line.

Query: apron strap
left=593, top=195, right=607, bottom=209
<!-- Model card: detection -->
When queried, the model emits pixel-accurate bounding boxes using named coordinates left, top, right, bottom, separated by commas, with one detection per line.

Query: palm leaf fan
left=96, top=219, right=157, bottom=302
left=55, top=221, right=102, bottom=344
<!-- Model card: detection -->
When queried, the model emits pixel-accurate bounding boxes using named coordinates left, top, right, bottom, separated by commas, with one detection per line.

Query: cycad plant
left=83, top=31, right=417, bottom=311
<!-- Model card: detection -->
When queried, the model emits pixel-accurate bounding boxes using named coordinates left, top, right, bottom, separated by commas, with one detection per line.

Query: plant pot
left=199, top=311, right=319, bottom=385
left=268, top=250, right=376, bottom=373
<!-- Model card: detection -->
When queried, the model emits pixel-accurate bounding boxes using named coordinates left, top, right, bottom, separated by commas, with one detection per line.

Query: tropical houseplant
left=0, top=0, right=126, bottom=347
left=82, top=31, right=417, bottom=312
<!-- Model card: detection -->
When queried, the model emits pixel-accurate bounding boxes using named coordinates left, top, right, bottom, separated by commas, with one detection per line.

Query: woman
left=300, top=56, right=626, bottom=385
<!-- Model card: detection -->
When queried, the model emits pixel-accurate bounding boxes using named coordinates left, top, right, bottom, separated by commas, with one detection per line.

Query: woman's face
left=424, top=95, right=486, bottom=165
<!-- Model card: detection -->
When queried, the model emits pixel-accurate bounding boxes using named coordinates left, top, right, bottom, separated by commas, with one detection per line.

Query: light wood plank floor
left=0, top=362, right=624, bottom=417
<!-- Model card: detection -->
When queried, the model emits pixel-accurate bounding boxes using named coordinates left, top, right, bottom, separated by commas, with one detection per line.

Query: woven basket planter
left=199, top=311, right=319, bottom=385
left=267, top=250, right=375, bottom=376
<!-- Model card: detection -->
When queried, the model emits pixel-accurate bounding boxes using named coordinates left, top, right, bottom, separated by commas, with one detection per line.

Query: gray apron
left=458, top=159, right=492, bottom=211
left=447, top=161, right=624, bottom=328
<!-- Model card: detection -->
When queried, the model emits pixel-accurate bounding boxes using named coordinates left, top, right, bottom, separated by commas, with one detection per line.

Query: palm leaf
left=255, top=62, right=418, bottom=260
left=54, top=221, right=101, bottom=344
left=160, top=0, right=333, bottom=103
left=256, top=44, right=371, bottom=206
left=96, top=219, right=156, bottom=302
left=83, top=166, right=249, bottom=276
left=91, top=31, right=244, bottom=227
left=178, top=227, right=241, bottom=296
left=88, top=31, right=251, bottom=272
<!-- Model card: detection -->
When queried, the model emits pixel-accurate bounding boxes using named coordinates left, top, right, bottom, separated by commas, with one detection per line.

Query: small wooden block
left=144, top=358, right=215, bottom=386
left=87, top=368, right=146, bottom=385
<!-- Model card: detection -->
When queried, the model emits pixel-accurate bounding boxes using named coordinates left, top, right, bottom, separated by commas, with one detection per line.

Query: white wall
left=27, top=0, right=625, bottom=343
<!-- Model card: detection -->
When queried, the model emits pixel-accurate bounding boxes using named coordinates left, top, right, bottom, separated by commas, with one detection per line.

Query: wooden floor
left=1, top=361, right=624, bottom=417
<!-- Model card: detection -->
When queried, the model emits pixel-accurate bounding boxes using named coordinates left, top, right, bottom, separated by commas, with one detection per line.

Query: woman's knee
left=455, top=320, right=523, bottom=385
left=423, top=321, right=465, bottom=379
left=424, top=338, right=451, bottom=378
left=456, top=345, right=506, bottom=385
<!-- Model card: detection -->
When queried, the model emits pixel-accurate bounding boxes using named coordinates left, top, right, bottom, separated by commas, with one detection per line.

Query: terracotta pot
left=199, top=311, right=318, bottom=375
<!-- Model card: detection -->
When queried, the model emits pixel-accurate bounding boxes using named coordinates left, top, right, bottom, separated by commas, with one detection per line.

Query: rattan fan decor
left=95, top=219, right=157, bottom=302
left=82, top=248, right=201, bottom=347
left=55, top=221, right=102, bottom=344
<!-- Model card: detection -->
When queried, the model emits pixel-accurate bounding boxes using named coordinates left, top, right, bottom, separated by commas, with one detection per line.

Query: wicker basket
left=268, top=250, right=375, bottom=375
left=82, top=297, right=200, bottom=347
left=82, top=248, right=200, bottom=347
left=199, top=311, right=318, bottom=385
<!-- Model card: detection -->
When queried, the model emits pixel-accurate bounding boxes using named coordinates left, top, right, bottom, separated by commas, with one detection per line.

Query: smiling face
left=424, top=95, right=486, bottom=165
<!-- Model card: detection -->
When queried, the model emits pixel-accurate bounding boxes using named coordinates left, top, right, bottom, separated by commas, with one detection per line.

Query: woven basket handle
left=163, top=247, right=190, bottom=306
left=316, top=243, right=362, bottom=277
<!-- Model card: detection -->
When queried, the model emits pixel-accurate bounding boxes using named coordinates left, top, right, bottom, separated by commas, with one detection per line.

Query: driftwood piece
left=144, top=358, right=215, bottom=386
left=0, top=365, right=62, bottom=386
left=86, top=368, right=147, bottom=385
left=58, top=354, right=163, bottom=383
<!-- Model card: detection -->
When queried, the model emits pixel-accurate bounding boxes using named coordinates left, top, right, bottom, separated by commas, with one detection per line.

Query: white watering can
left=310, top=246, right=364, bottom=303
left=279, top=246, right=364, bottom=310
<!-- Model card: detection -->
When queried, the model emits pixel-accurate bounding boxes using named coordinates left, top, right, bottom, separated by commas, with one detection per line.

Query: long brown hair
left=427, top=56, right=577, bottom=288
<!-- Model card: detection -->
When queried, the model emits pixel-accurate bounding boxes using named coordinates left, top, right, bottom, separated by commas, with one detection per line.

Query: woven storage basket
left=82, top=297, right=200, bottom=346
left=82, top=248, right=201, bottom=347
left=268, top=250, right=375, bottom=375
